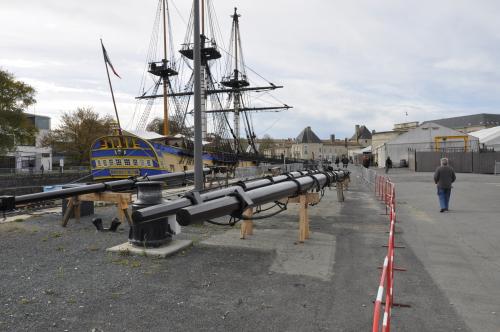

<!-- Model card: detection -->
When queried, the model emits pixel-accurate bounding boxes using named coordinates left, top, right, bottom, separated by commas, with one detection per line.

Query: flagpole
left=100, top=39, right=123, bottom=137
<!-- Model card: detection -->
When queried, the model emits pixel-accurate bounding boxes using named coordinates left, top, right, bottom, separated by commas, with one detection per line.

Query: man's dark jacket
left=434, top=165, right=456, bottom=189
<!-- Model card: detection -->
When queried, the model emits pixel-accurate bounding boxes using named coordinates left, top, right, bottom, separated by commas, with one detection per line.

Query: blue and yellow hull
left=90, top=134, right=244, bottom=181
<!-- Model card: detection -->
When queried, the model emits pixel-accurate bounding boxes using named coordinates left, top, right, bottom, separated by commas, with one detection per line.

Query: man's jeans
left=437, top=188, right=451, bottom=209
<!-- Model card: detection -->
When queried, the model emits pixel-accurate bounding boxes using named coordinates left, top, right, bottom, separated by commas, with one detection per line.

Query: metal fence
left=234, top=163, right=303, bottom=180
left=0, top=167, right=90, bottom=176
left=409, top=151, right=500, bottom=174
left=359, top=165, right=377, bottom=188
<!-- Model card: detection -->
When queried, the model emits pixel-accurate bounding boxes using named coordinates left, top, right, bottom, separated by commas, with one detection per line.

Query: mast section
left=145, top=0, right=178, bottom=136
left=233, top=8, right=241, bottom=151
left=162, top=0, right=169, bottom=136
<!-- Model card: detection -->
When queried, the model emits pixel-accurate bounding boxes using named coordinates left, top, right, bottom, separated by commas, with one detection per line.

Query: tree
left=259, top=134, right=276, bottom=153
left=0, top=69, right=38, bottom=154
left=42, top=107, right=114, bottom=165
left=146, top=117, right=190, bottom=136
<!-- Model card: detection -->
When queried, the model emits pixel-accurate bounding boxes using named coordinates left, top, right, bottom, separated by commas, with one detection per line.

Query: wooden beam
left=61, top=197, right=74, bottom=227
left=240, top=208, right=254, bottom=239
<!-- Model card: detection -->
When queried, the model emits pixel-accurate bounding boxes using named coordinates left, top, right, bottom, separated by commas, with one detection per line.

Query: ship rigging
left=131, top=0, right=291, bottom=155
left=91, top=0, right=292, bottom=180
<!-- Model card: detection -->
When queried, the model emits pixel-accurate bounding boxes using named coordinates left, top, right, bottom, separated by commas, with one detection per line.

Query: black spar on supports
left=132, top=169, right=349, bottom=227
left=131, top=171, right=308, bottom=223
left=176, top=171, right=338, bottom=225
left=0, top=169, right=211, bottom=210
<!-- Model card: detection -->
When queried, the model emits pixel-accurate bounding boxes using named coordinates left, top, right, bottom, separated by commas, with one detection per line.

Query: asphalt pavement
left=0, top=167, right=470, bottom=331
left=379, top=167, right=500, bottom=332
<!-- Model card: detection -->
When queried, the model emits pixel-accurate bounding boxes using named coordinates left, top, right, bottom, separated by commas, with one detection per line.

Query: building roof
left=25, top=113, right=51, bottom=120
left=470, top=126, right=500, bottom=146
left=322, top=140, right=360, bottom=147
left=387, top=122, right=478, bottom=145
left=350, top=125, right=372, bottom=140
left=423, top=113, right=500, bottom=129
left=296, top=126, right=322, bottom=144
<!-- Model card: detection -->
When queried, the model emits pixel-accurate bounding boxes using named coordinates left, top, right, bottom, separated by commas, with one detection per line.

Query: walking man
left=385, top=156, right=392, bottom=174
left=362, top=155, right=370, bottom=168
left=341, top=156, right=349, bottom=168
left=434, top=158, right=456, bottom=212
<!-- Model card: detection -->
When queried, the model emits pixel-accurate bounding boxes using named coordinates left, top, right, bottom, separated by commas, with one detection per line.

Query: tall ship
left=90, top=0, right=291, bottom=180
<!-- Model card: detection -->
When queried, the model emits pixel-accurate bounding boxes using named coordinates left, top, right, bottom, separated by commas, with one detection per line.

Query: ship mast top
left=221, top=8, right=249, bottom=89
left=145, top=0, right=178, bottom=136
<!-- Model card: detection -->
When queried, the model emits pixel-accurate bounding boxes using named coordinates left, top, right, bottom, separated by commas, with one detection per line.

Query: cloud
left=1, top=0, right=500, bottom=140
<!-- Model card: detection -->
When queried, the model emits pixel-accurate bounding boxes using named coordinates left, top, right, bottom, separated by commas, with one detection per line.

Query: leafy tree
left=0, top=69, right=38, bottom=154
left=42, top=107, right=114, bottom=165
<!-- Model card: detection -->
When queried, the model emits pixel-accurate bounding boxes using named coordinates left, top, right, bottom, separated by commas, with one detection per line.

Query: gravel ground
left=0, top=168, right=469, bottom=331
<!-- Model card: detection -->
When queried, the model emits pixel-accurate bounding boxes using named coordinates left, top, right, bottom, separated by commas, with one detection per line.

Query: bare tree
left=42, top=107, right=114, bottom=165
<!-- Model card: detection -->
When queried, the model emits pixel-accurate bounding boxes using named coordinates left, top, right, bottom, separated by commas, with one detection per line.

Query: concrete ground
left=376, top=167, right=500, bottom=332
left=0, top=167, right=469, bottom=331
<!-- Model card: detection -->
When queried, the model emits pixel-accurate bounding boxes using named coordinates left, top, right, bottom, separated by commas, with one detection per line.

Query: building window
left=133, top=159, right=138, bottom=166
left=103, top=160, right=107, bottom=167
left=108, top=159, right=114, bottom=166
left=42, top=153, right=51, bottom=158
left=124, top=159, right=130, bottom=166
left=146, top=160, right=151, bottom=166
left=140, top=160, right=145, bottom=166
left=116, top=159, right=122, bottom=166
left=97, top=160, right=101, bottom=167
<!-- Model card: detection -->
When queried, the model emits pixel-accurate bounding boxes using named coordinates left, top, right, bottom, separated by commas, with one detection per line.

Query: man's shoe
left=440, top=209, right=445, bottom=212
left=444, top=208, right=449, bottom=211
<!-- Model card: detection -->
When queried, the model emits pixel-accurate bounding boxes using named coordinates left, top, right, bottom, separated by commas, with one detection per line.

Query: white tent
left=382, top=122, right=479, bottom=164
left=360, top=145, right=372, bottom=153
left=470, top=126, right=500, bottom=150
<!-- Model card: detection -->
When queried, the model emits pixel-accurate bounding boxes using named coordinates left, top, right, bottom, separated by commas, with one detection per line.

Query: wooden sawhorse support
left=336, top=177, right=350, bottom=202
left=61, top=192, right=132, bottom=227
left=239, top=192, right=320, bottom=243
left=240, top=208, right=254, bottom=239
left=288, top=192, right=320, bottom=243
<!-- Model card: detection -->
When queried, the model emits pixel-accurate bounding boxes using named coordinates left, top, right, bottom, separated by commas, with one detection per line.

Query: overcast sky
left=2, top=0, right=500, bottom=139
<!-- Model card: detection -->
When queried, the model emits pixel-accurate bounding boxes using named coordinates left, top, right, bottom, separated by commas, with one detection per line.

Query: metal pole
left=162, top=0, right=170, bottom=136
left=193, top=0, right=204, bottom=191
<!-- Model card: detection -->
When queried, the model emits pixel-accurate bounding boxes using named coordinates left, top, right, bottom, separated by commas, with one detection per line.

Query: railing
left=360, top=166, right=377, bottom=186
left=0, top=167, right=90, bottom=176
left=234, top=163, right=303, bottom=180
left=359, top=167, right=400, bottom=332
left=372, top=202, right=397, bottom=332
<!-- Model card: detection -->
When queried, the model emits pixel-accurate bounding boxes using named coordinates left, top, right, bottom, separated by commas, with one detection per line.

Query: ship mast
left=178, top=0, right=222, bottom=141
left=220, top=7, right=291, bottom=154
left=142, top=0, right=178, bottom=137
left=136, top=1, right=292, bottom=156
left=232, top=8, right=241, bottom=150
left=162, top=0, right=169, bottom=136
